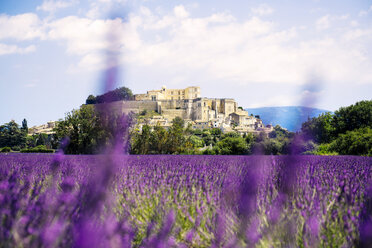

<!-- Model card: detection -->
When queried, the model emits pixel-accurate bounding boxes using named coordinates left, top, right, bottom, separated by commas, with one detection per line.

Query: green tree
left=301, top=112, right=334, bottom=143
left=131, top=124, right=151, bottom=154
left=222, top=132, right=240, bottom=139
left=85, top=87, right=134, bottom=104
left=86, top=95, right=96, bottom=104
left=192, top=129, right=203, bottom=136
left=167, top=117, right=185, bottom=154
left=96, top=87, right=133, bottom=104
left=332, top=100, right=372, bottom=137
left=149, top=125, right=168, bottom=154
left=54, top=105, right=109, bottom=154
left=245, top=133, right=256, bottom=154
left=26, top=135, right=37, bottom=148
left=188, top=135, right=205, bottom=148
left=0, top=120, right=27, bottom=148
left=202, top=130, right=214, bottom=146
left=21, top=118, right=28, bottom=134
left=215, top=136, right=248, bottom=155
left=330, top=127, right=372, bottom=156
left=36, top=133, right=48, bottom=146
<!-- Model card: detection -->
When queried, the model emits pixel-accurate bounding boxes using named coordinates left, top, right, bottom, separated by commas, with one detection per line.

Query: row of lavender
left=0, top=154, right=371, bottom=247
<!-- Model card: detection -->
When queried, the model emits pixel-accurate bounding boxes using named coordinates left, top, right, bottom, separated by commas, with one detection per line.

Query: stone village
left=29, top=86, right=273, bottom=135
left=102, top=86, right=273, bottom=135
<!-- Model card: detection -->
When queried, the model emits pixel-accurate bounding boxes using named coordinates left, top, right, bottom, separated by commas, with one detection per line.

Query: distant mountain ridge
left=244, top=106, right=332, bottom=132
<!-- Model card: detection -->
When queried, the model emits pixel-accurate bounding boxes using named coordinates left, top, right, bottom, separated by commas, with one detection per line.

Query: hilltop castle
left=103, top=86, right=271, bottom=134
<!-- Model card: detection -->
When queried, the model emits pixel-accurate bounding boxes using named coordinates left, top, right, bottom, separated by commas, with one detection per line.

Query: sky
left=0, top=0, right=372, bottom=127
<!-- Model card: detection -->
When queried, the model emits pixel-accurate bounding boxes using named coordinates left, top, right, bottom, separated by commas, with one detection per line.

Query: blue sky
left=0, top=0, right=372, bottom=127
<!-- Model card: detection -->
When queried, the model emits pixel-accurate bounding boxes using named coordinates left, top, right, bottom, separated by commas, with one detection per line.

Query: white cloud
left=86, top=4, right=100, bottom=19
left=0, top=44, right=36, bottom=56
left=342, top=28, right=372, bottom=41
left=173, top=5, right=189, bottom=19
left=359, top=5, right=372, bottom=17
left=123, top=8, right=372, bottom=85
left=316, top=15, right=330, bottom=30
left=47, top=16, right=129, bottom=55
left=251, top=4, right=274, bottom=16
left=97, top=0, right=126, bottom=3
left=1, top=5, right=372, bottom=86
left=37, top=0, right=76, bottom=13
left=350, top=20, right=359, bottom=27
left=0, top=13, right=45, bottom=40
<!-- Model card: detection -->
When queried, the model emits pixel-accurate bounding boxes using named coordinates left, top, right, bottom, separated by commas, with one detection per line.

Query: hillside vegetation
left=85, top=87, right=133, bottom=104
left=1, top=97, right=370, bottom=156
left=300, top=100, right=372, bottom=156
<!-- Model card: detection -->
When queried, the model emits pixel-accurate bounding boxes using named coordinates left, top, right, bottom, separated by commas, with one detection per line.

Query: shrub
left=313, top=143, right=338, bottom=155
left=20, top=145, right=54, bottom=153
left=0, top=147, right=11, bottom=152
left=330, top=127, right=372, bottom=156
left=11, top=146, right=20, bottom=151
left=202, top=148, right=216, bottom=155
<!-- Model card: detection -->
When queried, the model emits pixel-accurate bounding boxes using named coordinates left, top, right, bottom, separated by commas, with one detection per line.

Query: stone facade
left=95, top=100, right=158, bottom=115
left=29, top=121, right=56, bottom=135
left=134, top=86, right=200, bottom=101
left=99, top=85, right=269, bottom=134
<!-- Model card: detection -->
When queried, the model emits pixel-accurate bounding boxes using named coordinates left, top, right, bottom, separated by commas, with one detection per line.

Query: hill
left=245, top=106, right=332, bottom=132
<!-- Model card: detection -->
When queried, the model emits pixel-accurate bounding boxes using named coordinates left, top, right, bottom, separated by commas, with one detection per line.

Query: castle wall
left=222, top=99, right=237, bottom=116
left=161, top=109, right=188, bottom=120
left=134, top=86, right=201, bottom=101
left=191, top=98, right=210, bottom=122
left=134, top=94, right=150, bottom=101
left=158, top=99, right=190, bottom=109
left=94, top=92, right=238, bottom=124
left=95, top=101, right=158, bottom=115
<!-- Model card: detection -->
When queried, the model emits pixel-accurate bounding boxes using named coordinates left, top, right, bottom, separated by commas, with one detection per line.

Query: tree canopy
left=54, top=105, right=132, bottom=154
left=301, top=112, right=334, bottom=143
left=85, top=87, right=134, bottom=104
left=332, top=100, right=372, bottom=137
left=300, top=100, right=372, bottom=156
left=0, top=120, right=27, bottom=149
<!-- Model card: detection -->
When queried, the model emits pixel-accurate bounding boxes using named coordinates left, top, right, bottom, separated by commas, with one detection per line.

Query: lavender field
left=0, top=154, right=371, bottom=247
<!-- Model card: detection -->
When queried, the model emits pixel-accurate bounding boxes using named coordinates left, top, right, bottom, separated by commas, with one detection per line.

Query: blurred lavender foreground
left=0, top=154, right=371, bottom=247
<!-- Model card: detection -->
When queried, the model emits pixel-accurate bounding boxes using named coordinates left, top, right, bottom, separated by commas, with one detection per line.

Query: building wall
left=222, top=99, right=237, bottom=116
left=161, top=109, right=188, bottom=120
left=95, top=101, right=158, bottom=115
left=134, top=86, right=200, bottom=101
left=134, top=94, right=149, bottom=101
left=230, top=113, right=240, bottom=124
left=184, top=86, right=200, bottom=99
left=99, top=86, right=249, bottom=127
left=192, top=98, right=211, bottom=122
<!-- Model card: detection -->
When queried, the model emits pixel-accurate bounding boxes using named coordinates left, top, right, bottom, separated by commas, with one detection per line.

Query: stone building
left=134, top=86, right=201, bottom=101
left=29, top=121, right=56, bottom=135
left=97, top=85, right=265, bottom=133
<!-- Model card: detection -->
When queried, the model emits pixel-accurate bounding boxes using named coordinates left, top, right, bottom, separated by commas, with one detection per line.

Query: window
left=151, top=96, right=156, bottom=101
